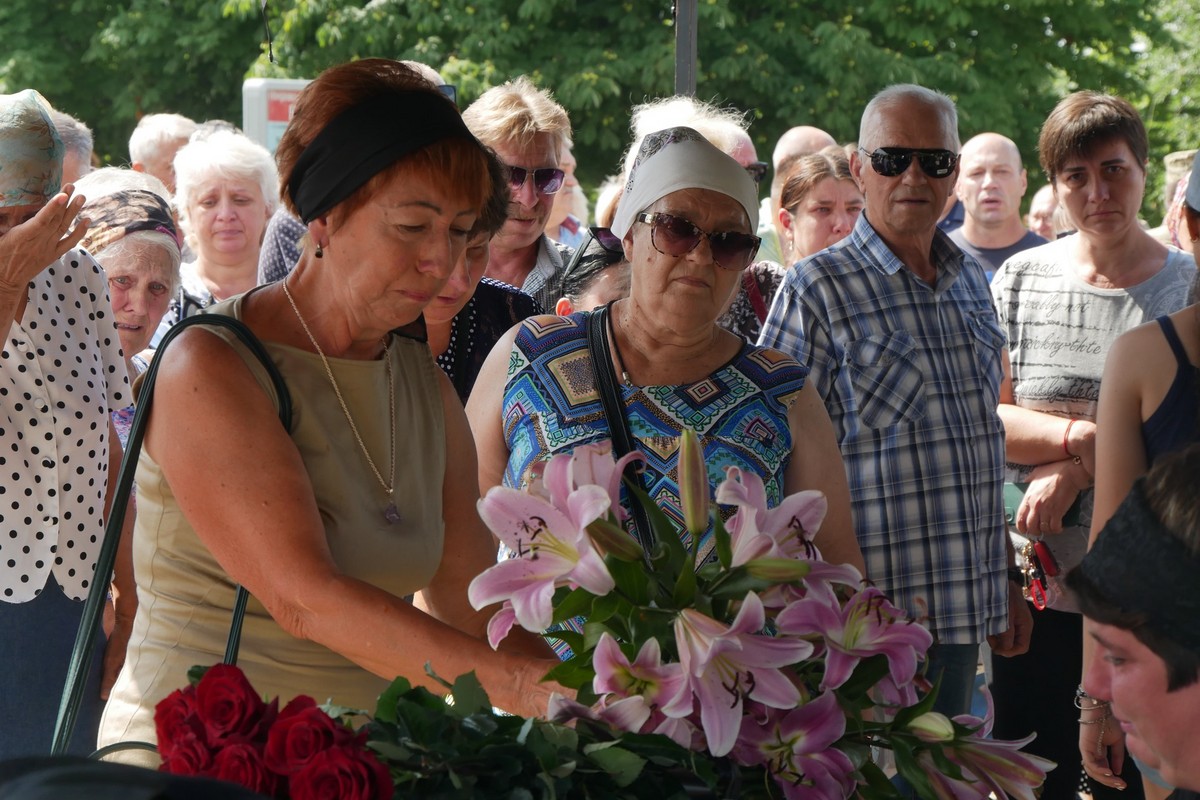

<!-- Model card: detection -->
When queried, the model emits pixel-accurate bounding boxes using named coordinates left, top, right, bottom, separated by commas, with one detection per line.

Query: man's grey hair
left=49, top=110, right=93, bottom=164
left=129, top=113, right=199, bottom=165
left=859, top=84, right=959, bottom=151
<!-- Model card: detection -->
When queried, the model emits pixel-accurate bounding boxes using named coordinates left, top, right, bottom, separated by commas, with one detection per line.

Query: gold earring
left=315, top=242, right=324, bottom=258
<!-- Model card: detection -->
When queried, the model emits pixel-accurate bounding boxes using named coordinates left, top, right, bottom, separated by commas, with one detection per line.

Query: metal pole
left=674, top=0, right=697, bottom=97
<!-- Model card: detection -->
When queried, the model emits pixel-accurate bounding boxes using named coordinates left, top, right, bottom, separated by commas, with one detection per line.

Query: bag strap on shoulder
left=51, top=314, right=292, bottom=756
left=585, top=305, right=656, bottom=567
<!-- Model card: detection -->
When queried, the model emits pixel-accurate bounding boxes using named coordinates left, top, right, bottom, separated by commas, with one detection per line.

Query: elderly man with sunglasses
left=759, top=84, right=1031, bottom=720
left=462, top=76, right=575, bottom=312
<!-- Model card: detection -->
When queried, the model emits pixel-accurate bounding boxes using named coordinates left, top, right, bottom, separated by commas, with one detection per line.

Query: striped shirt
left=758, top=213, right=1008, bottom=645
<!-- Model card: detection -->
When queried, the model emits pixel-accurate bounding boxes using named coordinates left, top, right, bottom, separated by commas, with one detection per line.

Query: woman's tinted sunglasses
left=636, top=212, right=760, bottom=271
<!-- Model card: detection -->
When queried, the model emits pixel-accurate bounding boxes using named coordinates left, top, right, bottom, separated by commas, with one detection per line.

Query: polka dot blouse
left=1, top=249, right=128, bottom=603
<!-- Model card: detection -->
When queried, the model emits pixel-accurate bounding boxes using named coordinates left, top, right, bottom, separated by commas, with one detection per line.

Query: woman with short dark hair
left=990, top=90, right=1195, bottom=800
left=98, top=59, right=559, bottom=763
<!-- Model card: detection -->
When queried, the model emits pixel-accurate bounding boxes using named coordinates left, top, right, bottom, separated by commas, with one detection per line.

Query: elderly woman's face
left=188, top=177, right=269, bottom=263
left=98, top=238, right=175, bottom=357
left=625, top=188, right=751, bottom=322
left=0, top=204, right=40, bottom=238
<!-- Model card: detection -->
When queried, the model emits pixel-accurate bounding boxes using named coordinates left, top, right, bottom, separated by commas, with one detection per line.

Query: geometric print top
left=502, top=311, right=807, bottom=566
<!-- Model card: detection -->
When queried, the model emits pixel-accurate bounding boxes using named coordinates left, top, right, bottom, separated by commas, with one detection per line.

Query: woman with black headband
left=98, top=59, right=560, bottom=760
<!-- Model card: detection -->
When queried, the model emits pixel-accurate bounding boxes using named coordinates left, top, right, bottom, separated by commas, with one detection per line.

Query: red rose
left=159, top=729, right=214, bottom=776
left=211, top=742, right=281, bottom=796
left=154, top=686, right=205, bottom=761
left=289, top=745, right=393, bottom=800
left=195, top=664, right=277, bottom=745
left=264, top=696, right=346, bottom=775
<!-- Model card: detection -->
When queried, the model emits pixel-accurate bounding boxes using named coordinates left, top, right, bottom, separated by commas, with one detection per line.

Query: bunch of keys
left=1020, top=538, right=1060, bottom=611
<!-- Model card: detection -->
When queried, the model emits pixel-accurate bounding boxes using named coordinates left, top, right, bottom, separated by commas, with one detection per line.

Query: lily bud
left=586, top=518, right=645, bottom=561
left=679, top=428, right=709, bottom=538
left=908, top=711, right=956, bottom=743
left=743, top=557, right=812, bottom=583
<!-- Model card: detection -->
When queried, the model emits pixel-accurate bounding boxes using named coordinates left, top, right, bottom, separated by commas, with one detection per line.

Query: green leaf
left=369, top=683, right=419, bottom=729
left=673, top=551, right=697, bottom=608
left=550, top=586, right=596, bottom=623
left=186, top=664, right=210, bottom=687
left=583, top=742, right=647, bottom=787
left=448, top=671, right=491, bottom=718
left=712, top=514, right=732, bottom=569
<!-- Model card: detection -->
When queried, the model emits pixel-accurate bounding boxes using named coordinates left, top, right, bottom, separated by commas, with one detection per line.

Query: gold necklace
left=282, top=279, right=401, bottom=524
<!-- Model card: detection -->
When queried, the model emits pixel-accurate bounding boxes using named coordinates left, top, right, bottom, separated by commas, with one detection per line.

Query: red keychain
left=1033, top=539, right=1059, bottom=577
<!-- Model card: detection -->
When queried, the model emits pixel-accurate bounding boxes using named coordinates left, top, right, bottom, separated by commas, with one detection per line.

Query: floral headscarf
left=0, top=89, right=62, bottom=207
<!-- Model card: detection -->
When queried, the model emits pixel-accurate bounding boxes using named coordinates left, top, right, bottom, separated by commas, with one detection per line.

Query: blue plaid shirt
left=759, top=213, right=1008, bottom=645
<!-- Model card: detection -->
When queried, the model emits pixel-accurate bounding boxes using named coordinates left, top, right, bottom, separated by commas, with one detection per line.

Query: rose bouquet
left=154, top=664, right=392, bottom=799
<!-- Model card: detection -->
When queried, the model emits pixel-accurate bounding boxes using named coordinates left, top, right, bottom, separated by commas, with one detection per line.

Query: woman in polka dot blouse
left=0, top=90, right=131, bottom=757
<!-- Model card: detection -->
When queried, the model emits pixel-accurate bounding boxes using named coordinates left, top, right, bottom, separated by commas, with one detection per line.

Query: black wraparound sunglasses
left=859, top=147, right=959, bottom=178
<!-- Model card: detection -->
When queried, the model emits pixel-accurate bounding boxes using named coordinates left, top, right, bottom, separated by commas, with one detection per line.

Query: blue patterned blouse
left=502, top=311, right=808, bottom=566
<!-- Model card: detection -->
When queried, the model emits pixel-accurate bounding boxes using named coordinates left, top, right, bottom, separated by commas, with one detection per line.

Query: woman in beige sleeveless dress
left=99, top=59, right=558, bottom=759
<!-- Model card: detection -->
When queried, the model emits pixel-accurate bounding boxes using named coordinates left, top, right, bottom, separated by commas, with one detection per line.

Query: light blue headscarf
left=0, top=89, right=63, bottom=207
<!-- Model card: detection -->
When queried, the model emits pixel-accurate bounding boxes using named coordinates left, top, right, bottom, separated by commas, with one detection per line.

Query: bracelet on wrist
left=1063, top=419, right=1082, bottom=465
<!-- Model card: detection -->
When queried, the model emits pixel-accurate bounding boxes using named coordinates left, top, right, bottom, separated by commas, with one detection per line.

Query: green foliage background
left=1, top=0, right=1195, bottom=219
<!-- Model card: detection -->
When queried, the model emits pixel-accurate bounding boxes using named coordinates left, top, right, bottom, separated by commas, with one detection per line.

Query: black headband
left=1079, top=479, right=1200, bottom=652
left=287, top=92, right=480, bottom=223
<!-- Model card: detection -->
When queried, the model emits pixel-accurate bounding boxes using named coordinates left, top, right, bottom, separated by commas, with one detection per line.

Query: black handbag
left=51, top=313, right=293, bottom=757
left=585, top=303, right=656, bottom=567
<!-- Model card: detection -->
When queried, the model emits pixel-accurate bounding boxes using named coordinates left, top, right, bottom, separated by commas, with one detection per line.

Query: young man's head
left=1069, top=444, right=1200, bottom=790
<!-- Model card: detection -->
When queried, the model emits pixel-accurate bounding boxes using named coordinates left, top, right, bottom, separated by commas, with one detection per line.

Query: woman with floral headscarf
left=0, top=90, right=130, bottom=757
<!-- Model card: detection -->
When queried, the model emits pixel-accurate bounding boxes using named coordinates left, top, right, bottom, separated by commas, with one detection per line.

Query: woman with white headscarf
left=468, top=127, right=863, bottom=618
left=0, top=90, right=130, bottom=757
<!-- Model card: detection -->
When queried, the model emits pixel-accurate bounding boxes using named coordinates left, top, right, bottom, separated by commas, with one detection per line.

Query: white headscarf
left=611, top=126, right=758, bottom=239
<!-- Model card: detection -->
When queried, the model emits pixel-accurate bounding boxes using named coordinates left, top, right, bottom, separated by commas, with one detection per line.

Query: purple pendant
left=384, top=502, right=401, bottom=524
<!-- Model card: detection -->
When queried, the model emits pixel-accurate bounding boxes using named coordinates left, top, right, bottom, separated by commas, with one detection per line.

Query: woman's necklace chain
left=281, top=280, right=401, bottom=524
left=605, top=306, right=634, bottom=387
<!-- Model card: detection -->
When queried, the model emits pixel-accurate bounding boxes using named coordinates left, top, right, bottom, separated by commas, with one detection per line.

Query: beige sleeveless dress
left=98, top=293, right=446, bottom=759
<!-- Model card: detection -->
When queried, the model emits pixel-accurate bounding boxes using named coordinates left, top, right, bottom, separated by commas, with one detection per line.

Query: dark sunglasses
left=860, top=147, right=959, bottom=178
left=589, top=226, right=623, bottom=254
left=437, top=84, right=457, bottom=105
left=744, top=161, right=769, bottom=185
left=636, top=212, right=760, bottom=271
left=562, top=226, right=625, bottom=279
left=506, top=165, right=565, bottom=195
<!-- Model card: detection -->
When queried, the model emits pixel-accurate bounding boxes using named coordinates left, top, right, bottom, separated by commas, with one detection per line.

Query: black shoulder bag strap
left=585, top=304, right=656, bottom=567
left=51, top=313, right=293, bottom=756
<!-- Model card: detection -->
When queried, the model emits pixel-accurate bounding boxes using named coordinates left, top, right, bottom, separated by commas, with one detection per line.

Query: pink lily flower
left=734, top=694, right=856, bottom=800
left=935, top=698, right=1054, bottom=800
left=776, top=582, right=932, bottom=692
left=673, top=592, right=814, bottom=757
left=592, top=634, right=691, bottom=730
left=716, top=467, right=827, bottom=561
left=542, top=441, right=646, bottom=522
left=468, top=483, right=614, bottom=635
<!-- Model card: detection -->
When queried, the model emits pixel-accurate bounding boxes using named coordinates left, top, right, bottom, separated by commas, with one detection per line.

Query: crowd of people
left=1, top=55, right=1198, bottom=800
